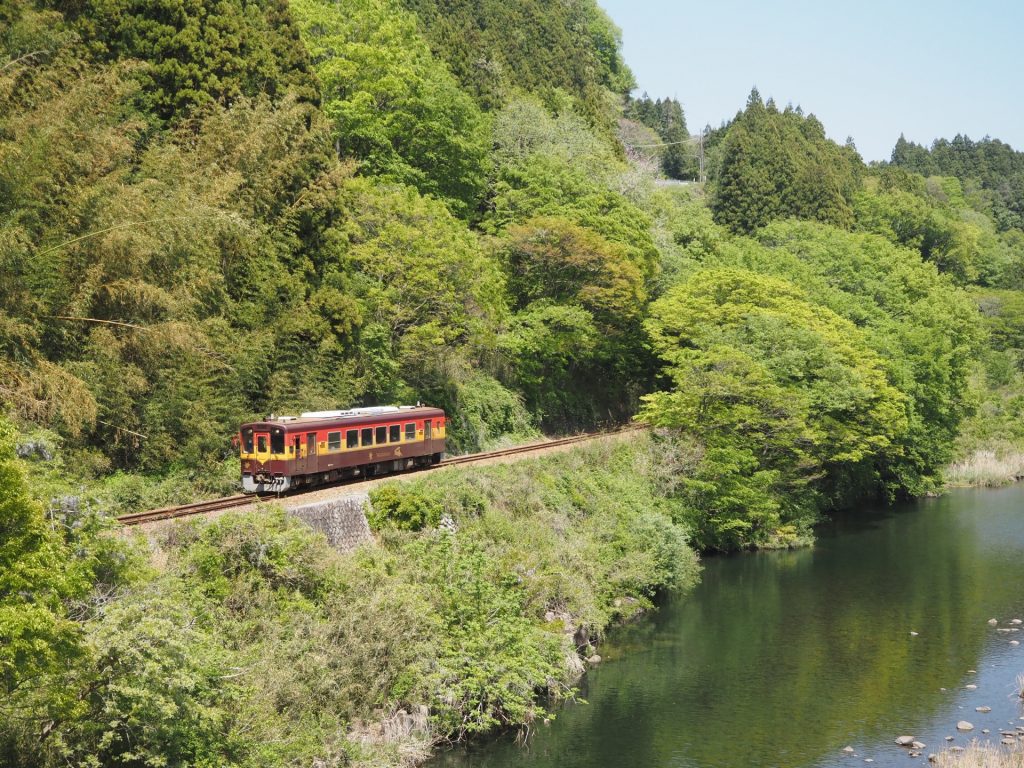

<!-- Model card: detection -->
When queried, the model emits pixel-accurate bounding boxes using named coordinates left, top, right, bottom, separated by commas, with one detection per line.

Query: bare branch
left=1, top=49, right=48, bottom=74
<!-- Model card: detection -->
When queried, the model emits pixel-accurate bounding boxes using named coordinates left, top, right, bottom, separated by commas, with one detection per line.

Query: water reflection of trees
left=437, top=490, right=1024, bottom=768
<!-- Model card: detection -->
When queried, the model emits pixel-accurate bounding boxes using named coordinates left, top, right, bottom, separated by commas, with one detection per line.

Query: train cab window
left=242, top=429, right=254, bottom=453
left=361, top=428, right=373, bottom=446
left=405, top=422, right=416, bottom=440
left=346, top=430, right=358, bottom=449
left=328, top=432, right=341, bottom=451
left=257, top=435, right=268, bottom=453
left=390, top=424, right=401, bottom=443
left=271, top=430, right=285, bottom=454
left=376, top=426, right=387, bottom=444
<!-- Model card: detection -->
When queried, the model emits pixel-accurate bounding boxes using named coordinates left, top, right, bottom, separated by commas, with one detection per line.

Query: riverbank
left=946, top=447, right=1024, bottom=488
left=429, top=485, right=1024, bottom=768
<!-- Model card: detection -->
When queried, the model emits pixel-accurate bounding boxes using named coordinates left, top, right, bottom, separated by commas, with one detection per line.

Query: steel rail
left=118, top=424, right=645, bottom=527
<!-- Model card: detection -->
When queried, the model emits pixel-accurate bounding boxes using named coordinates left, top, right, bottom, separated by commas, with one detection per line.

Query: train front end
left=238, top=420, right=292, bottom=493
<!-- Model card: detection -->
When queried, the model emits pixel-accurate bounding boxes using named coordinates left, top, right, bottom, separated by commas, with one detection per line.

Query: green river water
left=433, top=485, right=1024, bottom=768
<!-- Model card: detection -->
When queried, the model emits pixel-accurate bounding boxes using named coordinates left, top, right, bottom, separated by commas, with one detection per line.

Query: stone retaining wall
left=286, top=492, right=374, bottom=552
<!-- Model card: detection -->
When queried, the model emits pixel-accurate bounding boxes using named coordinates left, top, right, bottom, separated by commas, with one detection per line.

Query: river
left=432, top=485, right=1024, bottom=768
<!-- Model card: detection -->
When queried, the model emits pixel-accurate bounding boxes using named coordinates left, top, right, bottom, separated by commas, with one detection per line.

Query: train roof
left=241, top=405, right=445, bottom=432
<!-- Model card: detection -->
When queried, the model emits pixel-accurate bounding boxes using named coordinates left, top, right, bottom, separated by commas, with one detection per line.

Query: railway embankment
left=121, top=429, right=701, bottom=767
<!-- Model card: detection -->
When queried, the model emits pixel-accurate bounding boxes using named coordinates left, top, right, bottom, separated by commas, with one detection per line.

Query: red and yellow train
left=239, top=406, right=446, bottom=493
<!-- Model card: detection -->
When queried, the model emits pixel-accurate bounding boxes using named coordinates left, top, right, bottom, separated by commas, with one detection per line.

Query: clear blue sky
left=598, top=0, right=1024, bottom=162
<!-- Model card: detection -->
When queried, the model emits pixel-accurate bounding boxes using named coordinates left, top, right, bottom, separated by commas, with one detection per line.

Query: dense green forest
left=4, top=0, right=1024, bottom=763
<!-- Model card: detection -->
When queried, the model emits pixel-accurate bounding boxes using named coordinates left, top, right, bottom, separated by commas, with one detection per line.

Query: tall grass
left=945, top=449, right=1024, bottom=488
left=934, top=740, right=1024, bottom=767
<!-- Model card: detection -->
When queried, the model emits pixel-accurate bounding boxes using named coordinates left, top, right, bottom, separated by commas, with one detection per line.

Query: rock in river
left=989, top=618, right=999, bottom=626
left=896, top=736, right=915, bottom=746
left=957, top=721, right=974, bottom=731
left=976, top=706, right=992, bottom=713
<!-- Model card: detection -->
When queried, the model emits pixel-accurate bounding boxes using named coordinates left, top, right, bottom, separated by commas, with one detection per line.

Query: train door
left=254, top=431, right=271, bottom=468
left=305, top=432, right=317, bottom=474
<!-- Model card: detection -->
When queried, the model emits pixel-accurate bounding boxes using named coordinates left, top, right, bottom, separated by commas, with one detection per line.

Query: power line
left=625, top=132, right=707, bottom=183
left=626, top=137, right=702, bottom=149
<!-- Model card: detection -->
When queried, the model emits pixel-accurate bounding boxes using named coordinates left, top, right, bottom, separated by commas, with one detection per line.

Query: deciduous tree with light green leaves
left=291, top=0, right=490, bottom=218
left=0, top=417, right=83, bottom=713
left=640, top=269, right=909, bottom=550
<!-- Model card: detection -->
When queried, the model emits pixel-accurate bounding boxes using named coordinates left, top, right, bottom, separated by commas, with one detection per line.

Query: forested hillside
left=3, top=0, right=1023, bottom=549
left=4, top=0, right=1024, bottom=763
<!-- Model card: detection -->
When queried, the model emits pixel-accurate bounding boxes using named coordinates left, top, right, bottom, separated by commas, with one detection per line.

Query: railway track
left=117, top=494, right=255, bottom=526
left=117, top=424, right=644, bottom=527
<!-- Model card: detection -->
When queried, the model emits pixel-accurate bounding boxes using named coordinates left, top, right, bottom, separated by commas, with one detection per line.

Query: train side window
left=257, top=435, right=267, bottom=453
left=376, top=426, right=387, bottom=444
left=271, top=431, right=285, bottom=454
left=347, top=430, right=358, bottom=449
left=307, top=433, right=316, bottom=454
left=424, top=420, right=432, bottom=439
left=327, top=432, right=341, bottom=451
left=405, top=422, right=416, bottom=440
left=390, top=424, right=401, bottom=443
left=361, top=428, right=373, bottom=446
left=243, top=429, right=254, bottom=453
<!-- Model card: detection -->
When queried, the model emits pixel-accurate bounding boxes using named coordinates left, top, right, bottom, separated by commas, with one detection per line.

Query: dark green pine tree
left=657, top=98, right=694, bottom=179
left=624, top=93, right=696, bottom=179
left=55, top=0, right=319, bottom=121
left=891, top=134, right=939, bottom=175
left=709, top=88, right=859, bottom=233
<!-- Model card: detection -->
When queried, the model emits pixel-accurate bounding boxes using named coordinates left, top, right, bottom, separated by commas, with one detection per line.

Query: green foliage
left=59, top=0, right=318, bottom=120
left=436, top=372, right=538, bottom=454
left=397, top=0, right=634, bottom=114
left=411, top=535, right=565, bottom=739
left=719, top=220, right=982, bottom=494
left=624, top=94, right=696, bottom=179
left=854, top=175, right=1022, bottom=285
left=368, top=485, right=443, bottom=531
left=502, top=216, right=645, bottom=332
left=891, top=133, right=1024, bottom=233
left=974, top=288, right=1024, bottom=354
left=48, top=584, right=239, bottom=768
left=494, top=216, right=650, bottom=426
left=315, top=177, right=506, bottom=408
left=489, top=153, right=659, bottom=277
left=292, top=0, right=489, bottom=217
left=387, top=436, right=701, bottom=629
left=0, top=417, right=82, bottom=704
left=709, top=89, right=861, bottom=233
left=175, top=508, right=339, bottom=602
left=487, top=96, right=658, bottom=276
left=640, top=269, right=907, bottom=549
